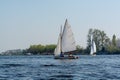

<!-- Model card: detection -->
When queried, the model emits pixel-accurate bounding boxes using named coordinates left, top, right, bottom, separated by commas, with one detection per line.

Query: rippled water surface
left=0, top=55, right=120, bottom=80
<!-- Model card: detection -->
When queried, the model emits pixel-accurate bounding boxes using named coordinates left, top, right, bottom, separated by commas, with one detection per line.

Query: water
left=0, top=55, right=120, bottom=80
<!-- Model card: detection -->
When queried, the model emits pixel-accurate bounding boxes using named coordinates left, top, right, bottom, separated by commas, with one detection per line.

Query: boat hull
left=91, top=54, right=96, bottom=56
left=54, top=56, right=78, bottom=59
left=90, top=52, right=96, bottom=56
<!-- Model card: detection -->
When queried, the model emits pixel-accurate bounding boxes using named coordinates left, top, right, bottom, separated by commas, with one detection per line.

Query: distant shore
left=1, top=49, right=120, bottom=56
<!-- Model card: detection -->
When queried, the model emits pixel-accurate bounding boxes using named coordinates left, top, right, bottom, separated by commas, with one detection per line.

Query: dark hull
left=54, top=56, right=78, bottom=59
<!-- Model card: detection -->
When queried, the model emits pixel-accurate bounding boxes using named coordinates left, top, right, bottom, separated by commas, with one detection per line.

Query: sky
left=0, top=0, right=120, bottom=52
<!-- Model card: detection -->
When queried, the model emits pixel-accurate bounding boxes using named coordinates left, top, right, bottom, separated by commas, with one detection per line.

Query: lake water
left=0, top=55, right=120, bottom=80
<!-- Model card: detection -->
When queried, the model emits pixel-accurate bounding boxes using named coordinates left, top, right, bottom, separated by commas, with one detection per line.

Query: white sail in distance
left=90, top=35, right=96, bottom=55
left=93, top=41, right=96, bottom=53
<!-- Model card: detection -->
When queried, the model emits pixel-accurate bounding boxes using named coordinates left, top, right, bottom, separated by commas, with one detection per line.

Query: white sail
left=90, top=35, right=96, bottom=55
left=90, top=35, right=93, bottom=55
left=93, top=41, right=96, bottom=53
left=54, top=27, right=62, bottom=57
left=61, top=19, right=76, bottom=53
left=90, top=44, right=94, bottom=55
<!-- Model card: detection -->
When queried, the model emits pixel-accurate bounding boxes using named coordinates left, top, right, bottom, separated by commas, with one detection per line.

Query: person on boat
left=68, top=52, right=79, bottom=59
left=68, top=52, right=74, bottom=58
left=60, top=52, right=64, bottom=57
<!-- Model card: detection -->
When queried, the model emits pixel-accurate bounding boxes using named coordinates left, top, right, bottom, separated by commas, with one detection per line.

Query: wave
left=0, top=64, right=25, bottom=68
left=42, top=64, right=58, bottom=67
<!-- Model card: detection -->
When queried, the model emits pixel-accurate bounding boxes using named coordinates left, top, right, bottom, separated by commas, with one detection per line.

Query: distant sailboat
left=54, top=19, right=78, bottom=59
left=90, top=35, right=96, bottom=55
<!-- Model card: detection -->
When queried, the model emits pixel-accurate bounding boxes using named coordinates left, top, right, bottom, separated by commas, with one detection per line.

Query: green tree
left=106, top=34, right=120, bottom=54
left=116, top=39, right=120, bottom=48
left=45, top=44, right=56, bottom=53
left=87, top=28, right=110, bottom=52
left=76, top=45, right=84, bottom=53
left=37, top=44, right=45, bottom=53
left=27, top=44, right=56, bottom=55
left=112, top=34, right=116, bottom=47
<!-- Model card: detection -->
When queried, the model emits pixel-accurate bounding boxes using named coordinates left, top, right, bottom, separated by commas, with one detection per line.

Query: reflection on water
left=0, top=55, right=120, bottom=80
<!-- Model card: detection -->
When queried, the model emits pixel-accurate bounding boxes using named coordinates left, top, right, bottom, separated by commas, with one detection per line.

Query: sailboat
left=54, top=19, right=78, bottom=59
left=90, top=35, right=96, bottom=56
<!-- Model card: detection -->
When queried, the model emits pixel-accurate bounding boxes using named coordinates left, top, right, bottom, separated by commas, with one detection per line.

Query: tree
left=45, top=44, right=56, bottom=53
left=76, top=45, right=84, bottom=54
left=112, top=34, right=116, bottom=47
left=116, top=39, right=120, bottom=48
left=28, top=44, right=45, bottom=54
left=87, top=28, right=110, bottom=52
left=27, top=44, right=56, bottom=55
left=106, top=34, right=120, bottom=54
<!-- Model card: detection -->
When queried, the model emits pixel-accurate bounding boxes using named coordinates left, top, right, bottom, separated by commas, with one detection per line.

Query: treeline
left=26, top=44, right=56, bottom=55
left=24, top=28, right=120, bottom=55
left=24, top=44, right=84, bottom=55
left=2, top=28, right=120, bottom=55
left=86, top=28, right=120, bottom=54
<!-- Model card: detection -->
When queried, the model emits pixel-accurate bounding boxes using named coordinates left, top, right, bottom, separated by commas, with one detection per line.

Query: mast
left=60, top=25, right=62, bottom=53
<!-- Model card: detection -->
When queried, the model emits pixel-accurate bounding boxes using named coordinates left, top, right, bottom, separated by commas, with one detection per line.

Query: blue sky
left=0, top=0, right=120, bottom=52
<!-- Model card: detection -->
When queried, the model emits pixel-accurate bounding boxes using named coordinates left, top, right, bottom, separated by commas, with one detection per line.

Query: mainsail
left=90, top=35, right=96, bottom=55
left=54, top=19, right=76, bottom=57
left=61, top=19, right=76, bottom=53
